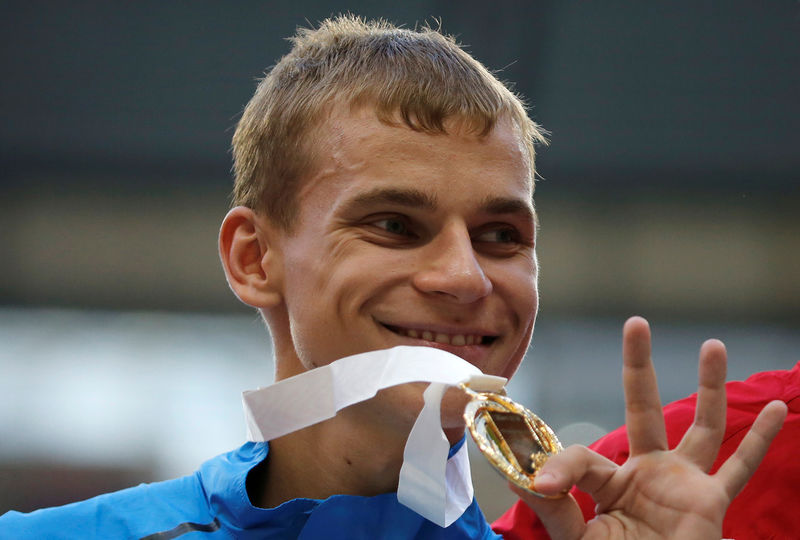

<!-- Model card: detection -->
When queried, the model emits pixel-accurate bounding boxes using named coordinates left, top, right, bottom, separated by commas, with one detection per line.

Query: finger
left=675, top=339, right=728, bottom=470
left=510, top=484, right=585, bottom=540
left=622, top=316, right=667, bottom=455
left=715, top=399, right=787, bottom=500
left=512, top=445, right=618, bottom=540
left=533, top=444, right=619, bottom=498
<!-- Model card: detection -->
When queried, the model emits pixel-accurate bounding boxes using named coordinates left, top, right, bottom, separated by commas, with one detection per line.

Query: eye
left=474, top=227, right=519, bottom=244
left=472, top=225, right=533, bottom=257
left=362, top=216, right=420, bottom=245
left=373, top=217, right=410, bottom=236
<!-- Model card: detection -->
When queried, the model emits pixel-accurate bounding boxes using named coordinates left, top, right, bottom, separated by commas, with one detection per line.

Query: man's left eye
left=373, top=218, right=410, bottom=236
left=474, top=228, right=518, bottom=243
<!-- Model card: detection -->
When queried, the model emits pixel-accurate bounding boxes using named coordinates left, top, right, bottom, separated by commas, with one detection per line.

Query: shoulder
left=0, top=475, right=209, bottom=539
left=0, top=443, right=267, bottom=540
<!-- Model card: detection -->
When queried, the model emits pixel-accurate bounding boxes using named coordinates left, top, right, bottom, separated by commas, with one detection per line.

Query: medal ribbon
left=242, top=346, right=506, bottom=526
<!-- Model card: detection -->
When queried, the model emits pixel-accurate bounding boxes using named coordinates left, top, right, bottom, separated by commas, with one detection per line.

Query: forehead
left=324, top=106, right=530, bottom=169
left=297, top=106, right=534, bottom=212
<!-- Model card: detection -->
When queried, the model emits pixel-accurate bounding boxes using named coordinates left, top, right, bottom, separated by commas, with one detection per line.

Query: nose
left=412, top=224, right=493, bottom=303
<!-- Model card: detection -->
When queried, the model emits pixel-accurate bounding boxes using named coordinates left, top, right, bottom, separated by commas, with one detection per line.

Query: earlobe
left=219, top=206, right=283, bottom=309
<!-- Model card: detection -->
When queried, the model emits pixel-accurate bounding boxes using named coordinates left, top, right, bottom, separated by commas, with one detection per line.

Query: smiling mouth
left=383, top=324, right=498, bottom=346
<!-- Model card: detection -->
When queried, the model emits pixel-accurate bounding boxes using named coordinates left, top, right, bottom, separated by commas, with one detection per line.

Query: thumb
left=509, top=483, right=585, bottom=540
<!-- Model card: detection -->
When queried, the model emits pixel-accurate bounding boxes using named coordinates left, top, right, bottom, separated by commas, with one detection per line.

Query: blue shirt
left=0, top=441, right=500, bottom=539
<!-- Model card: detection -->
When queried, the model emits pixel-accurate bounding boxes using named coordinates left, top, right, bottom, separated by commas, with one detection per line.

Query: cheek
left=282, top=247, right=384, bottom=363
left=507, top=261, right=539, bottom=378
left=280, top=246, right=339, bottom=365
left=495, top=258, right=539, bottom=314
left=502, top=323, right=535, bottom=380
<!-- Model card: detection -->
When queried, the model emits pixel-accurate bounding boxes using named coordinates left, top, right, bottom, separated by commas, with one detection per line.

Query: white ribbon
left=242, top=345, right=506, bottom=527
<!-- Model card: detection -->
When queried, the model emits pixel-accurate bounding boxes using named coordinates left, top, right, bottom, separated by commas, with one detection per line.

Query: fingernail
left=533, top=471, right=555, bottom=488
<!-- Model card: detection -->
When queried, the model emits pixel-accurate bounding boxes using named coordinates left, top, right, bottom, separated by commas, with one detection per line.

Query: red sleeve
left=492, top=362, right=800, bottom=540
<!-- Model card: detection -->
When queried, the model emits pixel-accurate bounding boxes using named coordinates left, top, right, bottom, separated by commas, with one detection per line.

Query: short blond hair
left=232, top=15, right=547, bottom=230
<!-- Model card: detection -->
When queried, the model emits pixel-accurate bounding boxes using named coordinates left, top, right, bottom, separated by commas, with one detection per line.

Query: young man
left=0, top=16, right=786, bottom=539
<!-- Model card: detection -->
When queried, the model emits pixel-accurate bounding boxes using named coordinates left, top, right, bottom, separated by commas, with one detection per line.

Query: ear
left=219, top=206, right=283, bottom=309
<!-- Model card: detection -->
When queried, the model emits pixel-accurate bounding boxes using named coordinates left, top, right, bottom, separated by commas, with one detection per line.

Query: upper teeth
left=401, top=328, right=482, bottom=346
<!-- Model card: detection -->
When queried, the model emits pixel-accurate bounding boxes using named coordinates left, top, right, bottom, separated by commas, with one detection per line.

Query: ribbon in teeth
left=242, top=345, right=506, bottom=527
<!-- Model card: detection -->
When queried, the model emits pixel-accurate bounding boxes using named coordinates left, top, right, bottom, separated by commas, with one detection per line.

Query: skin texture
left=219, top=106, right=787, bottom=536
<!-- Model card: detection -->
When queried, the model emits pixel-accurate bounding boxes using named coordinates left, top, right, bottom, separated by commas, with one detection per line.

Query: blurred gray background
left=1, top=0, right=798, bottom=522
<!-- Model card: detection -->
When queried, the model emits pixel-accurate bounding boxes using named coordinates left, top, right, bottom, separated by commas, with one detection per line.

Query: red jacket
left=492, top=362, right=800, bottom=540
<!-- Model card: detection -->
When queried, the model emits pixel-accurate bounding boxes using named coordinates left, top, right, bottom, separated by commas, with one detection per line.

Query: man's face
left=270, top=106, right=538, bottom=424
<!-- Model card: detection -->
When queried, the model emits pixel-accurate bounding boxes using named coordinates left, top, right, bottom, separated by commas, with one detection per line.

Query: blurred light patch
left=0, top=308, right=274, bottom=481
left=556, top=422, right=608, bottom=447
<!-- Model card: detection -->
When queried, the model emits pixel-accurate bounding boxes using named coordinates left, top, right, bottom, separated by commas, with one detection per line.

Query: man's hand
left=512, top=316, right=787, bottom=540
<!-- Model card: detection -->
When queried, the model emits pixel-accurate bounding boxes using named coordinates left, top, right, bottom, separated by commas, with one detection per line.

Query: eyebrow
left=342, top=187, right=438, bottom=213
left=481, top=196, right=536, bottom=222
left=340, top=187, right=537, bottom=225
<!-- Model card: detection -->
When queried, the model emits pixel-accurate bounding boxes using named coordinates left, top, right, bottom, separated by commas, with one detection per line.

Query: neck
left=252, top=333, right=469, bottom=507
left=253, top=403, right=412, bottom=508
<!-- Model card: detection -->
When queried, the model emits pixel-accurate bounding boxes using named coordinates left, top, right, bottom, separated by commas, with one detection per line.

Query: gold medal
left=461, top=383, right=563, bottom=497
